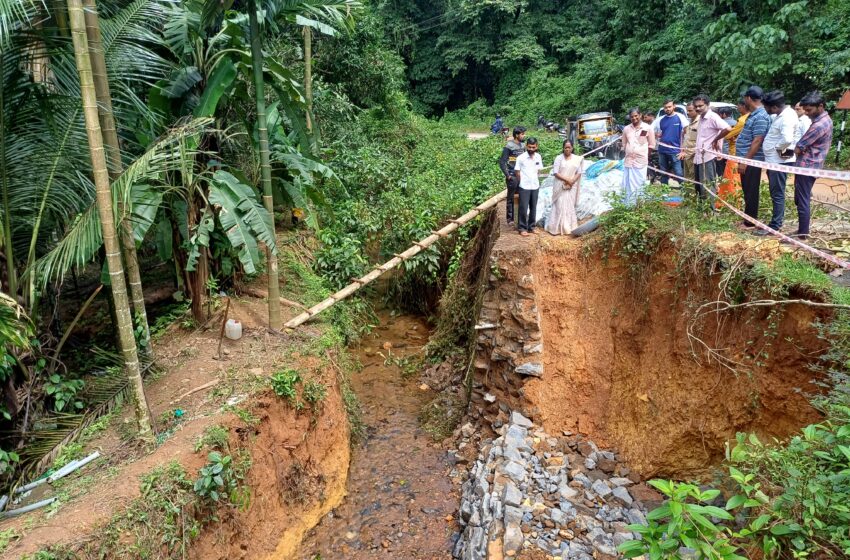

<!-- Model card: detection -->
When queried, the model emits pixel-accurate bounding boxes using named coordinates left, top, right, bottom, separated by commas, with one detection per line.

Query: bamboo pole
left=68, top=0, right=154, bottom=442
left=284, top=190, right=507, bottom=329
left=83, top=0, right=152, bottom=355
left=248, top=0, right=282, bottom=331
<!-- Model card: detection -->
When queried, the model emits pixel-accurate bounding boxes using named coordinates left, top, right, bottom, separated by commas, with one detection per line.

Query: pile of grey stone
left=453, top=411, right=650, bottom=560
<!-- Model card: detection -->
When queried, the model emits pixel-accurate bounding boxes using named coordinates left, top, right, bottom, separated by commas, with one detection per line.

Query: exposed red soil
left=190, top=373, right=350, bottom=560
left=0, top=294, right=348, bottom=559
left=527, top=237, right=827, bottom=478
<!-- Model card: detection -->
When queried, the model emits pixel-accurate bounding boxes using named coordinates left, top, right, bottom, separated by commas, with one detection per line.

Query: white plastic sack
left=536, top=160, right=624, bottom=227
left=575, top=168, right=624, bottom=220
left=534, top=177, right=554, bottom=227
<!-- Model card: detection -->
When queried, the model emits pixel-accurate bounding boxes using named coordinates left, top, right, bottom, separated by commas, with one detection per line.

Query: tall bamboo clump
left=82, top=0, right=152, bottom=354
left=67, top=0, right=154, bottom=441
left=248, top=0, right=282, bottom=331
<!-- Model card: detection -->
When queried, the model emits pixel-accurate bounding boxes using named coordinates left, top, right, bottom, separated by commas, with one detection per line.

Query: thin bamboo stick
left=284, top=190, right=507, bottom=329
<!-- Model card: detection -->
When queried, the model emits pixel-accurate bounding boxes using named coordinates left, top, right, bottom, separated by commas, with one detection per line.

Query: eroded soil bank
left=472, top=210, right=829, bottom=478
left=297, top=309, right=459, bottom=559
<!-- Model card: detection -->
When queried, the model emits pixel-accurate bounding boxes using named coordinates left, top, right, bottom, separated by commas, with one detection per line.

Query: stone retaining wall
left=454, top=411, right=653, bottom=560
left=470, top=241, right=544, bottom=428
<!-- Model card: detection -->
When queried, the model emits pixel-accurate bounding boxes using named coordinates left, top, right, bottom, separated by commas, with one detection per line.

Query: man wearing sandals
left=513, top=137, right=544, bottom=237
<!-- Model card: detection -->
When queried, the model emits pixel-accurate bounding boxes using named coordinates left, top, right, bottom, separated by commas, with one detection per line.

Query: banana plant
left=144, top=0, right=357, bottom=327
left=187, top=170, right=277, bottom=275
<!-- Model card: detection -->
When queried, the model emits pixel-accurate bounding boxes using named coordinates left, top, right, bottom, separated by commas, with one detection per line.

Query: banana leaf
left=208, top=170, right=277, bottom=274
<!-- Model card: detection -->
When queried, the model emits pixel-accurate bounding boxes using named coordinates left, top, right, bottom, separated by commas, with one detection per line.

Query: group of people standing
left=497, top=87, right=835, bottom=240
left=498, top=127, right=583, bottom=236
left=642, top=87, right=834, bottom=239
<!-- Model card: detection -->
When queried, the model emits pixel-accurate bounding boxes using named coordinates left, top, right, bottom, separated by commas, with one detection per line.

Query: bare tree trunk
left=68, top=0, right=154, bottom=442
left=0, top=50, right=17, bottom=299
left=82, top=0, right=152, bottom=356
left=303, top=26, right=312, bottom=132
left=248, top=0, right=281, bottom=331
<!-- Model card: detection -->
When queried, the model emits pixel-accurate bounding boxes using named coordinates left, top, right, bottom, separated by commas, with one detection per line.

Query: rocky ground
left=453, top=411, right=662, bottom=560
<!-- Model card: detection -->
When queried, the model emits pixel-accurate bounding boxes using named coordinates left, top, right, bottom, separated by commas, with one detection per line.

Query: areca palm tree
left=83, top=0, right=152, bottom=353
left=1, top=0, right=174, bottom=314
left=66, top=0, right=154, bottom=440
left=201, top=0, right=359, bottom=330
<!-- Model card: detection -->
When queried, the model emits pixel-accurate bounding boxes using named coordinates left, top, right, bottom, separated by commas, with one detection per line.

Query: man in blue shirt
left=655, top=99, right=688, bottom=184
left=734, top=85, right=771, bottom=228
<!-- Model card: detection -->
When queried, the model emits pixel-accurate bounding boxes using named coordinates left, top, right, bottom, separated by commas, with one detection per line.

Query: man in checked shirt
left=793, top=91, right=834, bottom=240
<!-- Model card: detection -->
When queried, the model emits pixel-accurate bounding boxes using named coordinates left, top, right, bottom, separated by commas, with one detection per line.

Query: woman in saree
left=546, top=140, right=582, bottom=235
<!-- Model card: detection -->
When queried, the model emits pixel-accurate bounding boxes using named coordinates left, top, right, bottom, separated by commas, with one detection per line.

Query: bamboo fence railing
left=283, top=189, right=507, bottom=328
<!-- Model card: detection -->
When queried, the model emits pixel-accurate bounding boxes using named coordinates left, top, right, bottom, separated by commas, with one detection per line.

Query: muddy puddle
left=297, top=309, right=458, bottom=559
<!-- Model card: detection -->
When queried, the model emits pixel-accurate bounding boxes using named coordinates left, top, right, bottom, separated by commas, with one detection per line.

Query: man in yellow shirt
left=725, top=99, right=751, bottom=156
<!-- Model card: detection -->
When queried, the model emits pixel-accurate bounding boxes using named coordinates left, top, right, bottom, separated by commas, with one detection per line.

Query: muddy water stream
left=297, top=309, right=458, bottom=559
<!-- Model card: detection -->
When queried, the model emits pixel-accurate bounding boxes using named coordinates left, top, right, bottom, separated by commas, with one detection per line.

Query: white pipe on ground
left=1, top=497, right=56, bottom=518
left=47, top=451, right=101, bottom=484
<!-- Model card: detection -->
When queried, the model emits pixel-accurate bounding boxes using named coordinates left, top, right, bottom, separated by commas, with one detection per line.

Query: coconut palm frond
left=0, top=291, right=32, bottom=348
left=101, top=0, right=173, bottom=85
left=0, top=0, right=44, bottom=49
left=267, top=0, right=360, bottom=34
left=1, top=44, right=93, bottom=270
left=14, top=348, right=155, bottom=482
left=31, top=118, right=212, bottom=285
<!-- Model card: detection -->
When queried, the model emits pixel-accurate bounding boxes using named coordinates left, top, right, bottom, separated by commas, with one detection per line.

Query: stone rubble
left=453, top=411, right=653, bottom=560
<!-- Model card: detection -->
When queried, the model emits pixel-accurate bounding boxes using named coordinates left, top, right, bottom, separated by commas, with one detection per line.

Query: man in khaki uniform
left=678, top=102, right=700, bottom=183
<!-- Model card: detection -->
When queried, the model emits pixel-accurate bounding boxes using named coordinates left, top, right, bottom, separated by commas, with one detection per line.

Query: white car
left=654, top=101, right=740, bottom=123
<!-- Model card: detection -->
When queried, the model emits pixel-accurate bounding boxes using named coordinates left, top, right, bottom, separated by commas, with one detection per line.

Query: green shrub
left=270, top=369, right=300, bottom=403
left=194, top=425, right=230, bottom=453
left=621, top=480, right=739, bottom=559
left=622, top=407, right=850, bottom=559
left=44, top=374, right=84, bottom=412
left=193, top=452, right=242, bottom=506
left=302, top=378, right=327, bottom=409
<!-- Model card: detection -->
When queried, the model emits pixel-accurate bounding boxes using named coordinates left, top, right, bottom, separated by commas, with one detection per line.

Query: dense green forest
left=1, top=0, right=850, bottom=557
left=377, top=0, right=850, bottom=119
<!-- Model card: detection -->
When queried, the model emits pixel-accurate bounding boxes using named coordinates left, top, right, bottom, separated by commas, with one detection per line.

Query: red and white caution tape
left=656, top=140, right=850, bottom=181
left=703, top=148, right=850, bottom=181
left=646, top=164, right=850, bottom=270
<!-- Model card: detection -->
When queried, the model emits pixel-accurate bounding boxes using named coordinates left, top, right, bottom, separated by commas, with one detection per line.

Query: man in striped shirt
left=793, top=91, right=834, bottom=239
left=736, top=86, right=771, bottom=228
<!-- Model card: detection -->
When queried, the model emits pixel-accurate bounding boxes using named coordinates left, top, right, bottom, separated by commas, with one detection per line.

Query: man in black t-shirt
left=499, top=127, right=527, bottom=224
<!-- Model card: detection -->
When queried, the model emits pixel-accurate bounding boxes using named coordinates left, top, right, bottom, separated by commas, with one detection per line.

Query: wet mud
left=298, top=310, right=459, bottom=559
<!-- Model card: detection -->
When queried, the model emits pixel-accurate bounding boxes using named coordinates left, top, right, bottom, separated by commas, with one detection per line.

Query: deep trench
left=288, top=206, right=829, bottom=557
left=296, top=308, right=459, bottom=559
left=471, top=207, right=829, bottom=479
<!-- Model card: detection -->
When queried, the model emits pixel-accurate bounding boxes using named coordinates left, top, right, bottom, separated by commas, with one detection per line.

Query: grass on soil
left=7, top=235, right=370, bottom=559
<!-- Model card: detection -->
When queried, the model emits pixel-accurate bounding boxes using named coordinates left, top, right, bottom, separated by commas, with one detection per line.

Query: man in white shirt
left=756, top=90, right=799, bottom=234
left=794, top=102, right=811, bottom=142
left=513, top=137, right=544, bottom=236
left=621, top=108, right=656, bottom=204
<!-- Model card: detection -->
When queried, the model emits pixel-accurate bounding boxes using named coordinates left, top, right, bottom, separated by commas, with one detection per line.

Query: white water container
left=225, top=319, right=242, bottom=340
